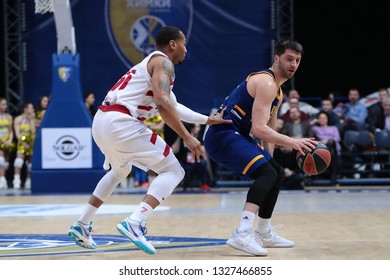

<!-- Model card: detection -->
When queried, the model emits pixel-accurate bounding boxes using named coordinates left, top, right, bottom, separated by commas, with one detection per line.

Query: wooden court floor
left=0, top=187, right=389, bottom=260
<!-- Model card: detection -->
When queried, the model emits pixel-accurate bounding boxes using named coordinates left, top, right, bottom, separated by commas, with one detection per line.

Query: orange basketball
left=296, top=142, right=331, bottom=175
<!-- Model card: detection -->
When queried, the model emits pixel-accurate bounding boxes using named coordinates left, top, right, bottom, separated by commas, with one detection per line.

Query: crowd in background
left=173, top=87, right=390, bottom=191
left=263, top=87, right=390, bottom=189
left=1, top=87, right=389, bottom=191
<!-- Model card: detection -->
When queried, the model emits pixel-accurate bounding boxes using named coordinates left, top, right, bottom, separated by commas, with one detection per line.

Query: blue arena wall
left=23, top=0, right=273, bottom=193
left=22, top=0, right=274, bottom=114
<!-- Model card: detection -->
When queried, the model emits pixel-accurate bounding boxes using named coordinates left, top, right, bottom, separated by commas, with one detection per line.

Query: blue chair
left=340, top=130, right=375, bottom=178
left=373, top=130, right=390, bottom=176
left=343, top=130, right=373, bottom=151
left=374, top=130, right=390, bottom=149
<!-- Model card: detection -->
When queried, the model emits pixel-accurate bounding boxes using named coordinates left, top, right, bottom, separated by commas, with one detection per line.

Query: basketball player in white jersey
left=68, top=26, right=231, bottom=254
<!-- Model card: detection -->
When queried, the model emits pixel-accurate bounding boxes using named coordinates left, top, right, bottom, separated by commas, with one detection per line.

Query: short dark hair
left=322, top=98, right=333, bottom=104
left=318, top=110, right=330, bottom=120
left=274, top=39, right=303, bottom=56
left=155, top=26, right=183, bottom=47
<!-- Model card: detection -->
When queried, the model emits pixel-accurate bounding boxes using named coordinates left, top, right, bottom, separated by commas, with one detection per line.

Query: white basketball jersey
left=102, top=50, right=174, bottom=121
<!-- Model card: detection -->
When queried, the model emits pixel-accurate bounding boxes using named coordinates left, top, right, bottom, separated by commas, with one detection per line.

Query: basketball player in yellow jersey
left=13, top=103, right=36, bottom=189
left=0, top=98, right=14, bottom=190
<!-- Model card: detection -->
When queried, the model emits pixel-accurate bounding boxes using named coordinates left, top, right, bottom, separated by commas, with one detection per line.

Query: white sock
left=237, top=211, right=255, bottom=232
left=256, top=218, right=271, bottom=234
left=130, top=202, right=153, bottom=223
left=79, top=203, right=98, bottom=225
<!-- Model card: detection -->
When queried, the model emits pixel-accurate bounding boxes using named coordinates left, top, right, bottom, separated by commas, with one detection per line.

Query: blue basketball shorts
left=204, top=126, right=271, bottom=178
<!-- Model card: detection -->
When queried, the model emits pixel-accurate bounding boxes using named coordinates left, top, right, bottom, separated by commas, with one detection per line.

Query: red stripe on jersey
left=163, top=144, right=170, bottom=157
left=99, top=104, right=131, bottom=115
left=146, top=90, right=154, bottom=96
left=150, top=132, right=158, bottom=144
left=137, top=105, right=153, bottom=111
left=137, top=117, right=146, bottom=122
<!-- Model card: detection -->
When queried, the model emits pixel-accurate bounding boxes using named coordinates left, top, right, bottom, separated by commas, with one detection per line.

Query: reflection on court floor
left=0, top=234, right=226, bottom=258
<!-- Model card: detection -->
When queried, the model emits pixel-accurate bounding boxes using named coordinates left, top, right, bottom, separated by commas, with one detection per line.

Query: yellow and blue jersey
left=217, top=67, right=282, bottom=139
left=204, top=68, right=280, bottom=178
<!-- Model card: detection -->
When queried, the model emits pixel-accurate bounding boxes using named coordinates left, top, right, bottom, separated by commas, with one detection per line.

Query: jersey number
left=110, top=69, right=137, bottom=91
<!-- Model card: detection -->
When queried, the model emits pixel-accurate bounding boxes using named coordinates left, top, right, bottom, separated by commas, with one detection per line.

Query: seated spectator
left=310, top=98, right=340, bottom=127
left=337, top=88, right=368, bottom=137
left=275, top=118, right=284, bottom=133
left=280, top=97, right=310, bottom=122
left=366, top=89, right=390, bottom=133
left=172, top=123, right=212, bottom=191
left=279, top=89, right=319, bottom=117
left=281, top=107, right=314, bottom=138
left=328, top=90, right=346, bottom=110
left=366, top=87, right=389, bottom=108
left=312, top=112, right=341, bottom=183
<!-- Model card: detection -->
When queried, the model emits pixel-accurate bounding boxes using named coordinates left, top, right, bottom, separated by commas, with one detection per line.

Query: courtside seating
left=373, top=130, right=390, bottom=178
left=338, top=130, right=375, bottom=180
left=343, top=130, right=374, bottom=150
left=374, top=130, right=390, bottom=150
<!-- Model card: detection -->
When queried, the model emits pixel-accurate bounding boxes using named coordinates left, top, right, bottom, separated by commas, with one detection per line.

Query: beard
left=282, top=67, right=295, bottom=80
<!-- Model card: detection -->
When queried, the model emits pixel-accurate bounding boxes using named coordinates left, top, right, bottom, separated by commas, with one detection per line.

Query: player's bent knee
left=275, top=164, right=284, bottom=182
left=111, top=165, right=132, bottom=181
left=247, top=163, right=278, bottom=205
left=177, top=165, right=185, bottom=182
left=147, top=161, right=185, bottom=203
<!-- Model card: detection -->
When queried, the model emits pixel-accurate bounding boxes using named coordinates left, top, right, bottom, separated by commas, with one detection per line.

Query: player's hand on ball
left=291, top=137, right=318, bottom=156
left=296, top=142, right=332, bottom=175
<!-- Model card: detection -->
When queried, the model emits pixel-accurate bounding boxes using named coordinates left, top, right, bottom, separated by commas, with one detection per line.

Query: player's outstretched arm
left=170, top=91, right=231, bottom=125
left=206, top=107, right=232, bottom=125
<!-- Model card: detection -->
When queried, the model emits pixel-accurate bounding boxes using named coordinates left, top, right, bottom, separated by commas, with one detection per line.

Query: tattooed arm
left=149, top=55, right=205, bottom=162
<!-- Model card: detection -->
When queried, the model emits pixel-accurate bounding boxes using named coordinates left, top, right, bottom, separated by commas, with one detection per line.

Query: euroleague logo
left=52, top=135, right=85, bottom=161
left=105, top=0, right=193, bottom=68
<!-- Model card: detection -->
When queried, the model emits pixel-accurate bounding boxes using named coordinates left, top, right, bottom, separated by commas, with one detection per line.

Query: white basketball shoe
left=226, top=228, right=268, bottom=256
left=255, top=225, right=295, bottom=248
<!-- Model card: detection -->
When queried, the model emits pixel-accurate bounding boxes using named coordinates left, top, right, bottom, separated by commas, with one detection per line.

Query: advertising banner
left=41, top=128, right=92, bottom=169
